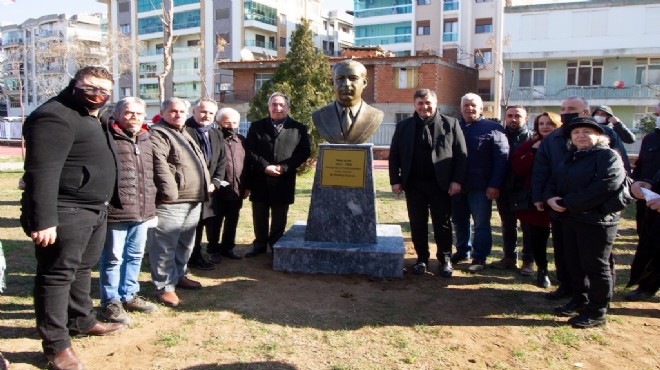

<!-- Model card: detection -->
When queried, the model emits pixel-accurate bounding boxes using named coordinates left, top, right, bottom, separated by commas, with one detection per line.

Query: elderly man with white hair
left=451, top=93, right=509, bottom=272
left=149, top=98, right=211, bottom=307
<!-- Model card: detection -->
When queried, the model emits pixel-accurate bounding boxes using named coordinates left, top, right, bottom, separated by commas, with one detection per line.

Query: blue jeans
left=452, top=191, right=493, bottom=261
left=99, top=221, right=150, bottom=306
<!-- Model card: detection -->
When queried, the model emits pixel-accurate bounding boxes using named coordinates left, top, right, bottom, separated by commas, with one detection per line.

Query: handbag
left=598, top=176, right=635, bottom=214
left=509, top=189, right=534, bottom=211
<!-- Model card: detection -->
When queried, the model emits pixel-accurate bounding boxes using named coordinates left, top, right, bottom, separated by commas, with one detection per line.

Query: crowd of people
left=13, top=65, right=660, bottom=369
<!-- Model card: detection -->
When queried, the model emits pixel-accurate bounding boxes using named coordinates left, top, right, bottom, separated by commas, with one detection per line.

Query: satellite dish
left=240, top=48, right=255, bottom=61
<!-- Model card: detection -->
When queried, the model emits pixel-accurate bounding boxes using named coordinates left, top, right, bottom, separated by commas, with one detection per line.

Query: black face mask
left=72, top=87, right=109, bottom=111
left=560, top=113, right=580, bottom=125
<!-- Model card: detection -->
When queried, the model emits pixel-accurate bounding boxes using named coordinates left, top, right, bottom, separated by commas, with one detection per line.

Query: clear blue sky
left=0, top=0, right=353, bottom=26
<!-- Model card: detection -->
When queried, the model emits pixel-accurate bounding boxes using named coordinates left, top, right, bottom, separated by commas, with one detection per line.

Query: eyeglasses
left=77, top=83, right=111, bottom=98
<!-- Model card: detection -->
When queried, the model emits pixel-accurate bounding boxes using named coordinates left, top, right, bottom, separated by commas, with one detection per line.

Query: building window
left=567, top=60, right=602, bottom=86
left=173, top=10, right=200, bottom=30
left=443, top=0, right=459, bottom=11
left=355, top=22, right=412, bottom=46
left=395, top=112, right=413, bottom=122
left=118, top=1, right=130, bottom=13
left=394, top=67, right=418, bottom=89
left=120, top=87, right=131, bottom=97
left=443, top=19, right=458, bottom=42
left=478, top=80, right=492, bottom=101
left=255, top=73, right=273, bottom=92
left=280, top=37, right=286, bottom=48
left=120, top=24, right=130, bottom=34
left=417, top=21, right=430, bottom=36
left=636, top=57, right=660, bottom=85
left=519, top=61, right=546, bottom=87
left=474, top=49, right=492, bottom=65
left=475, top=18, right=492, bottom=34
left=417, top=0, right=431, bottom=5
left=137, top=16, right=163, bottom=34
left=136, top=0, right=162, bottom=12
left=174, top=0, right=198, bottom=6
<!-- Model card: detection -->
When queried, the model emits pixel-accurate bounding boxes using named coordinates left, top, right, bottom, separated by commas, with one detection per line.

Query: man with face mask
left=21, top=66, right=123, bottom=370
left=184, top=98, right=226, bottom=270
left=592, top=105, right=636, bottom=144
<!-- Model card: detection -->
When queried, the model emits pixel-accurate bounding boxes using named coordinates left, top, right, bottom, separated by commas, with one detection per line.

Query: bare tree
left=158, top=0, right=175, bottom=104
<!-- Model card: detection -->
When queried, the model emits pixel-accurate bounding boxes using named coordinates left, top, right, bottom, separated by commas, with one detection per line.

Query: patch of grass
left=155, top=331, right=186, bottom=347
left=587, top=332, right=610, bottom=345
left=512, top=347, right=526, bottom=360
left=547, top=326, right=579, bottom=346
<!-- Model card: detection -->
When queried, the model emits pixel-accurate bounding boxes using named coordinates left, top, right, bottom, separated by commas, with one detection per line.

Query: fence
left=0, top=119, right=23, bottom=141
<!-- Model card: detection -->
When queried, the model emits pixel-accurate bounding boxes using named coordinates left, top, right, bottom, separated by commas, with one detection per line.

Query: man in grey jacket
left=149, top=98, right=211, bottom=307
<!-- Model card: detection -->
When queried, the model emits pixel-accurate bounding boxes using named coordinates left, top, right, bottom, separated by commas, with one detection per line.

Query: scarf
left=188, top=120, right=213, bottom=162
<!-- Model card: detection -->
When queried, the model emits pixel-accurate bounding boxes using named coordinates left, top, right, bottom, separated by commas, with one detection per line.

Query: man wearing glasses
left=21, top=66, right=124, bottom=370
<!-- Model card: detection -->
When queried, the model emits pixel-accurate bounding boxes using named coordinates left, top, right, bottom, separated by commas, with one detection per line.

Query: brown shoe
left=158, top=291, right=180, bottom=307
left=80, top=322, right=125, bottom=336
left=490, top=257, right=518, bottom=270
left=176, top=276, right=202, bottom=290
left=46, top=347, right=85, bottom=370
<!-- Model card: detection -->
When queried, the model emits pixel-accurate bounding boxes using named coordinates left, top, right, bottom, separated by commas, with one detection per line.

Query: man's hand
left=608, top=116, right=620, bottom=126
left=486, top=187, right=500, bottom=200
left=208, top=183, right=216, bottom=194
left=547, top=196, right=566, bottom=212
left=264, top=165, right=282, bottom=177
left=631, top=181, right=652, bottom=200
left=448, top=182, right=461, bottom=196
left=391, top=184, right=403, bottom=198
left=31, top=227, right=57, bottom=247
left=534, top=201, right=544, bottom=212
left=648, top=198, right=660, bottom=212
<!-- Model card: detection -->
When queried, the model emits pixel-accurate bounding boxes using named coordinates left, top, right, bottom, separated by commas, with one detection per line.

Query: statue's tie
left=341, top=108, right=352, bottom=135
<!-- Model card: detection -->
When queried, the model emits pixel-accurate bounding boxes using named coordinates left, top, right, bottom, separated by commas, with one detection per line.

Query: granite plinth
left=305, top=144, right=377, bottom=244
left=273, top=222, right=404, bottom=278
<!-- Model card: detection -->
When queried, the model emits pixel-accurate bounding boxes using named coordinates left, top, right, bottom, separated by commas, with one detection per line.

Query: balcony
left=245, top=40, right=276, bottom=51
left=172, top=46, right=200, bottom=55
left=355, top=34, right=412, bottom=47
left=442, top=33, right=458, bottom=42
left=354, top=5, right=412, bottom=18
left=443, top=1, right=459, bottom=11
left=509, top=85, right=660, bottom=101
left=139, top=49, right=164, bottom=57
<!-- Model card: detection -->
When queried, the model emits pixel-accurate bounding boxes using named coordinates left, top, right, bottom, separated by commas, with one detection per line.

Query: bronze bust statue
left=312, top=60, right=384, bottom=144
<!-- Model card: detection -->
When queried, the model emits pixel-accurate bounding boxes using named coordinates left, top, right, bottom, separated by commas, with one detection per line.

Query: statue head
left=332, top=60, right=368, bottom=108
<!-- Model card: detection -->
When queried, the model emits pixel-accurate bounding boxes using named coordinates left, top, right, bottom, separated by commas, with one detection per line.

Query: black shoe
left=450, top=252, right=470, bottom=264
left=187, top=256, right=215, bottom=270
left=625, top=288, right=655, bottom=302
left=208, top=253, right=222, bottom=264
left=545, top=285, right=571, bottom=300
left=411, top=262, right=427, bottom=275
left=568, top=313, right=606, bottom=328
left=245, top=248, right=267, bottom=258
left=439, top=257, right=453, bottom=278
left=221, top=250, right=243, bottom=260
left=536, top=269, right=551, bottom=289
left=554, top=301, right=586, bottom=317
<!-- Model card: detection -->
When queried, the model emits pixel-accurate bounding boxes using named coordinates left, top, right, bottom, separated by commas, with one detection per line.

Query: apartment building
left=352, top=0, right=505, bottom=118
left=504, top=0, right=660, bottom=152
left=1, top=13, right=105, bottom=116
left=102, top=0, right=353, bottom=114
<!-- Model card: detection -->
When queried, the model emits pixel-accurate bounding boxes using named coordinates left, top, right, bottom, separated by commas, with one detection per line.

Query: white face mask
left=593, top=115, right=607, bottom=124
left=656, top=116, right=660, bottom=129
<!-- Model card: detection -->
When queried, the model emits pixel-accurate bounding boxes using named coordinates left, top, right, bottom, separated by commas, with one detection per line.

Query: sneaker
left=568, top=313, right=606, bottom=329
left=536, top=270, right=551, bottom=289
left=438, top=256, right=453, bottom=278
left=450, top=251, right=470, bottom=264
left=468, top=259, right=486, bottom=273
left=491, top=257, right=518, bottom=270
left=625, top=288, right=655, bottom=302
left=124, top=296, right=157, bottom=313
left=554, top=301, right=586, bottom=317
left=519, top=261, right=535, bottom=276
left=411, top=262, right=427, bottom=275
left=187, top=255, right=215, bottom=270
left=100, top=301, right=131, bottom=325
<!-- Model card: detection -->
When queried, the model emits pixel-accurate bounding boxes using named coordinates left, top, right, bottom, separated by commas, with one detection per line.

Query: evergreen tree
left=247, top=18, right=334, bottom=171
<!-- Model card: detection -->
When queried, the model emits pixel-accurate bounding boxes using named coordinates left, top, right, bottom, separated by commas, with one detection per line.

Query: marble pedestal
left=273, top=144, right=404, bottom=278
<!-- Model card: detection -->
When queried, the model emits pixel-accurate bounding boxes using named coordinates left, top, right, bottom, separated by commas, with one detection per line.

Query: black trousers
left=404, top=180, right=453, bottom=264
left=496, top=193, right=522, bottom=259
left=34, top=207, right=107, bottom=354
left=562, top=220, right=617, bottom=316
left=550, top=219, right=570, bottom=289
left=521, top=222, right=550, bottom=270
left=252, top=201, right=289, bottom=250
left=193, top=199, right=244, bottom=256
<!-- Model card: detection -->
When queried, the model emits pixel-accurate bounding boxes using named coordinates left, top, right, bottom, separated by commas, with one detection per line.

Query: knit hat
left=592, top=105, right=614, bottom=117
left=564, top=117, right=605, bottom=137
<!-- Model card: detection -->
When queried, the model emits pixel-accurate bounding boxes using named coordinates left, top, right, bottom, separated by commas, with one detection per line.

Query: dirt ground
left=0, top=164, right=659, bottom=370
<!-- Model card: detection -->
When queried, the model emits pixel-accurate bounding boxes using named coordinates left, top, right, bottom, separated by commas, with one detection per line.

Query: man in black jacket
left=244, top=92, right=311, bottom=257
left=22, top=66, right=124, bottom=370
left=389, top=89, right=467, bottom=277
left=185, top=98, right=226, bottom=270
